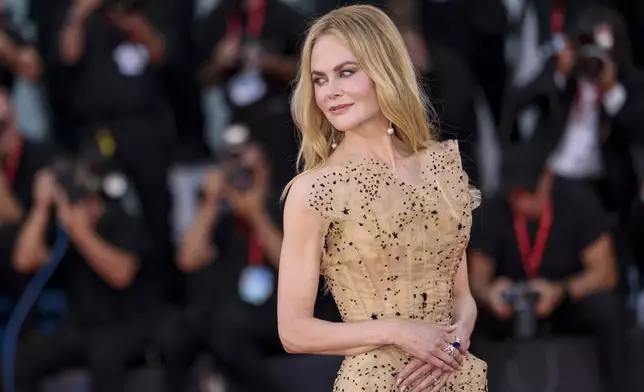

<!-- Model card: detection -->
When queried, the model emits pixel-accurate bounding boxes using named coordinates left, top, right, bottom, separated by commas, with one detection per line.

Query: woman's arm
left=277, top=176, right=396, bottom=356
left=452, top=252, right=477, bottom=348
left=176, top=200, right=220, bottom=273
left=278, top=176, right=463, bottom=372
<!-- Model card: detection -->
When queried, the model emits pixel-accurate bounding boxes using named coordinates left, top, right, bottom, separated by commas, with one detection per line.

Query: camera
left=219, top=124, right=254, bottom=191
left=502, top=283, right=541, bottom=340
left=51, top=141, right=127, bottom=203
left=574, top=24, right=615, bottom=81
left=51, top=157, right=96, bottom=204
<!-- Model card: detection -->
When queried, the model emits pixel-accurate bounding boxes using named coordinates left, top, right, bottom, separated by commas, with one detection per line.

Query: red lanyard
left=235, top=219, right=264, bottom=266
left=550, top=1, right=565, bottom=34
left=4, top=136, right=22, bottom=186
left=550, top=8, right=564, bottom=34
left=226, top=0, right=268, bottom=39
left=513, top=201, right=553, bottom=279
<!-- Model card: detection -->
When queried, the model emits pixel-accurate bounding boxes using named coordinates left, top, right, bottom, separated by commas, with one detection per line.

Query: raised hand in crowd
left=107, top=5, right=167, bottom=64
left=555, top=37, right=576, bottom=79
left=0, top=169, right=22, bottom=222
left=12, top=169, right=56, bottom=274
left=16, top=46, right=42, bottom=82
left=176, top=168, right=227, bottom=272
left=53, top=185, right=92, bottom=237
left=60, top=0, right=104, bottom=64
left=33, top=169, right=56, bottom=209
left=0, top=31, right=42, bottom=82
left=226, top=145, right=270, bottom=222
left=215, top=36, right=242, bottom=72
left=595, top=56, right=617, bottom=94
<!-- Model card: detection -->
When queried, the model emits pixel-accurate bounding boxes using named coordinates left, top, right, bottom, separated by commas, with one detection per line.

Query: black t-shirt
left=470, top=189, right=610, bottom=281
left=186, top=195, right=283, bottom=315
left=195, top=0, right=305, bottom=113
left=420, top=44, right=478, bottom=182
left=54, top=202, right=142, bottom=327
left=51, top=3, right=173, bottom=121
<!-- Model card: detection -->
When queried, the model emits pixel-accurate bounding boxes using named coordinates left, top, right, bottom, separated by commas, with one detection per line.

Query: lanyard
left=235, top=218, right=264, bottom=266
left=513, top=200, right=553, bottom=279
left=550, top=1, right=565, bottom=34
left=4, top=136, right=22, bottom=186
left=226, top=0, right=268, bottom=39
left=550, top=8, right=564, bottom=34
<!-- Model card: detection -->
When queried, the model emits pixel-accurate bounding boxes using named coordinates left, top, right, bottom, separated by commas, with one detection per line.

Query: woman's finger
left=426, top=371, right=451, bottom=392
left=396, top=358, right=425, bottom=387
left=440, top=342, right=464, bottom=366
left=399, top=362, right=434, bottom=391
left=433, top=346, right=460, bottom=371
left=427, top=355, right=452, bottom=373
left=410, top=369, right=443, bottom=392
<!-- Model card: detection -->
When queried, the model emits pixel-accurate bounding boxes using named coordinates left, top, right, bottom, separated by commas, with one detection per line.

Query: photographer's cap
left=501, top=144, right=550, bottom=193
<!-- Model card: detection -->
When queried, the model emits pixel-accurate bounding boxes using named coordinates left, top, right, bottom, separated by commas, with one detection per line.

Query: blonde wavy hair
left=284, top=5, right=436, bottom=195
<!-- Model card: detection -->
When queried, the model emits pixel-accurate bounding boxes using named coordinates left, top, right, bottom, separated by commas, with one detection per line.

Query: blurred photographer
left=196, top=0, right=305, bottom=189
left=11, top=156, right=148, bottom=392
left=52, top=0, right=175, bottom=265
left=502, top=5, right=644, bottom=226
left=0, top=88, right=54, bottom=298
left=469, top=144, right=627, bottom=391
left=161, top=143, right=283, bottom=392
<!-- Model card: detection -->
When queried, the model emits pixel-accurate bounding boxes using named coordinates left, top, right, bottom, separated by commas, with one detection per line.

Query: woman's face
left=311, top=34, right=381, bottom=133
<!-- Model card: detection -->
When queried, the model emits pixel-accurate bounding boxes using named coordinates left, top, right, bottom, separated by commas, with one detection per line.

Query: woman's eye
left=340, top=70, right=354, bottom=77
left=313, top=78, right=326, bottom=86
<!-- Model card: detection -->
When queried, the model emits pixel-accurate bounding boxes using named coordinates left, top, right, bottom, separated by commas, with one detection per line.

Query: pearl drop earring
left=387, top=123, right=394, bottom=135
left=331, top=141, right=338, bottom=149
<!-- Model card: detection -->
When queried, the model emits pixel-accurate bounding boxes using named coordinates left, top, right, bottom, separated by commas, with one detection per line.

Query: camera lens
left=579, top=56, right=605, bottom=80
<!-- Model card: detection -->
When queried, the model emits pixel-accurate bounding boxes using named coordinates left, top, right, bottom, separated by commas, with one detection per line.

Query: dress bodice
left=309, top=139, right=476, bottom=325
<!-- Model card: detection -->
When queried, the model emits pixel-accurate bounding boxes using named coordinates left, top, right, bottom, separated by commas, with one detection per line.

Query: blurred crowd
left=0, top=0, right=643, bottom=391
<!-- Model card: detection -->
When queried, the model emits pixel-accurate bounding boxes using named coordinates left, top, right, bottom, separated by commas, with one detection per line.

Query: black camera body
left=577, top=40, right=611, bottom=81
left=51, top=158, right=93, bottom=204
left=574, top=23, right=616, bottom=81
left=219, top=124, right=254, bottom=192
left=502, top=283, right=541, bottom=340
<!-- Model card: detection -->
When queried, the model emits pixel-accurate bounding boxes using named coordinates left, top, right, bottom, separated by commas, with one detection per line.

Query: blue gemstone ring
left=452, top=337, right=461, bottom=349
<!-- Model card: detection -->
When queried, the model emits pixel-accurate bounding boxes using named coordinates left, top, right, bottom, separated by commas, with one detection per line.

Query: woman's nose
left=327, top=81, right=342, bottom=100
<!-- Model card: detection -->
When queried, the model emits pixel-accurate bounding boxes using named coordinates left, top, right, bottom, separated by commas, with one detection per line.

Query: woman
left=278, top=5, right=486, bottom=392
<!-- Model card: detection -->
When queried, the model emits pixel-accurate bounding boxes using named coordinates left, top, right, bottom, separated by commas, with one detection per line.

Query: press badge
left=113, top=43, right=149, bottom=76
left=238, top=265, right=274, bottom=306
left=227, top=68, right=267, bottom=107
left=227, top=40, right=267, bottom=107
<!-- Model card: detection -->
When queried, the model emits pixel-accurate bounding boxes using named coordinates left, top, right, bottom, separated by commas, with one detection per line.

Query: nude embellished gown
left=308, top=140, right=488, bottom=391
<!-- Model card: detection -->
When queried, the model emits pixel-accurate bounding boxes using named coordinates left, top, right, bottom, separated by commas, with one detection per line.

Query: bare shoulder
left=284, top=170, right=328, bottom=219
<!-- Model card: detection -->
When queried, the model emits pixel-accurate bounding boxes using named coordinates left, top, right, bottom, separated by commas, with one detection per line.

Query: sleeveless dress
left=308, top=140, right=487, bottom=392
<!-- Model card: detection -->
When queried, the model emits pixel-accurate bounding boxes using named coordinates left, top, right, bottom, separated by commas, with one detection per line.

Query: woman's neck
left=339, top=118, right=408, bottom=168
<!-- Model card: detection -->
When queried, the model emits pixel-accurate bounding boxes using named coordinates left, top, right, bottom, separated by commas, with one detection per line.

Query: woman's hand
left=396, top=348, right=463, bottom=392
left=393, top=320, right=462, bottom=373
left=450, top=322, right=471, bottom=356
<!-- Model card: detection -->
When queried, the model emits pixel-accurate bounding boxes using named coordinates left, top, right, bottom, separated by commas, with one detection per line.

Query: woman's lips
left=329, top=103, right=353, bottom=114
